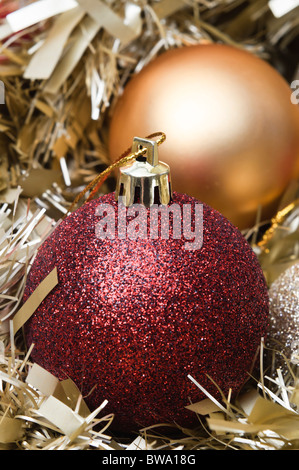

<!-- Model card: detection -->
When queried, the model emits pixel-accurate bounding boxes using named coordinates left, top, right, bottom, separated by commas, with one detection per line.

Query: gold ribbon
left=258, top=199, right=299, bottom=250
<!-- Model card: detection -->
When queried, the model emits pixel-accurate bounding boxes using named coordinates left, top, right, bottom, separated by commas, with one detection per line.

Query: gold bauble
left=108, top=44, right=299, bottom=229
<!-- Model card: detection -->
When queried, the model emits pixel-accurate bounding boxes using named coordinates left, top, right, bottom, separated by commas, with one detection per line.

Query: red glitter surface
left=23, top=192, right=269, bottom=432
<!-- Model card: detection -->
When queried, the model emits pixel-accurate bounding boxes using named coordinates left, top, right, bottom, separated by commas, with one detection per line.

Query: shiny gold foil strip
left=12, top=267, right=58, bottom=335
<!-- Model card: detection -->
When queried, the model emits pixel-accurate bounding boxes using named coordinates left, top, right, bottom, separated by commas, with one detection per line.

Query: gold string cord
left=66, top=132, right=166, bottom=216
left=258, top=199, right=299, bottom=250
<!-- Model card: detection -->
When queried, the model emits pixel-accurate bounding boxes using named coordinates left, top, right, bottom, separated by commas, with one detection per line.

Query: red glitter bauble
left=23, top=192, right=269, bottom=431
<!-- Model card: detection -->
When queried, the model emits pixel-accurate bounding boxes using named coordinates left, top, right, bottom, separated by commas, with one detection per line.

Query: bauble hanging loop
left=66, top=132, right=167, bottom=216
left=115, top=136, right=172, bottom=207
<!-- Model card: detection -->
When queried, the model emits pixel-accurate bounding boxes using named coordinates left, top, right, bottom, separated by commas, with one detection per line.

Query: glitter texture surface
left=23, top=192, right=269, bottom=431
left=268, top=263, right=299, bottom=367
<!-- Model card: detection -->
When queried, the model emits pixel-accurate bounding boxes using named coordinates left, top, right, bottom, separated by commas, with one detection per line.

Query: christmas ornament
left=267, top=263, right=299, bottom=370
left=108, top=44, right=299, bottom=229
left=23, top=135, right=269, bottom=432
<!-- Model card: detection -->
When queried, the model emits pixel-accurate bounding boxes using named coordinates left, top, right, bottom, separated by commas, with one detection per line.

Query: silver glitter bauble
left=268, top=263, right=299, bottom=370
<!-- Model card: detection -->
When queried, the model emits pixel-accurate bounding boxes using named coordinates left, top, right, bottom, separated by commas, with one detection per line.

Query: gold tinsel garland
left=0, top=0, right=298, bottom=204
left=0, top=0, right=298, bottom=450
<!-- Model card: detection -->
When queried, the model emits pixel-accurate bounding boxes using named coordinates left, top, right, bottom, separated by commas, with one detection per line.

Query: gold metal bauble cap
left=115, top=136, right=172, bottom=207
